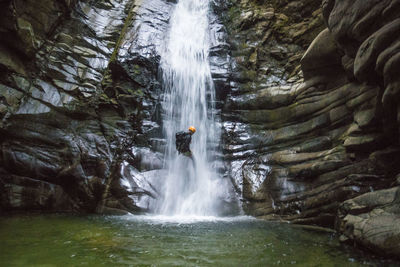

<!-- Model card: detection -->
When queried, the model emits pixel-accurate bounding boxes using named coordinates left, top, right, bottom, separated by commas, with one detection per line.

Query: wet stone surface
left=1, top=0, right=400, bottom=260
left=0, top=0, right=163, bottom=213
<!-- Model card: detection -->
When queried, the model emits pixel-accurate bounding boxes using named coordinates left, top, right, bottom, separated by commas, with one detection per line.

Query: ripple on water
left=0, top=214, right=397, bottom=266
left=118, top=214, right=256, bottom=224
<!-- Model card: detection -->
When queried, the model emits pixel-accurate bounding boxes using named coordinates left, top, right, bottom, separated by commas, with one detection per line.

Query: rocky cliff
left=221, top=0, right=400, bottom=257
left=0, top=0, right=399, bottom=258
left=0, top=0, right=165, bottom=214
left=0, top=0, right=231, bottom=214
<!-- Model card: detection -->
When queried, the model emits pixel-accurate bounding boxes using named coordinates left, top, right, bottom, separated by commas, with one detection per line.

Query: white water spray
left=156, top=0, right=222, bottom=216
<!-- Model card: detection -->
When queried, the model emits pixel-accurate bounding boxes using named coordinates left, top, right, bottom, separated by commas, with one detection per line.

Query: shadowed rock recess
left=0, top=0, right=399, bottom=258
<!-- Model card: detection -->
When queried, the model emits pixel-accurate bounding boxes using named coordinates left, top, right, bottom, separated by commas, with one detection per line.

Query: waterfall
left=156, top=0, right=221, bottom=216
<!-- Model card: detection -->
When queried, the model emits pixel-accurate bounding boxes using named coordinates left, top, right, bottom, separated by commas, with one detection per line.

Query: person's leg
left=183, top=151, right=196, bottom=169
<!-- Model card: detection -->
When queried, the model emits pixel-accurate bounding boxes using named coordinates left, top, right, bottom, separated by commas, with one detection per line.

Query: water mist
left=156, top=0, right=222, bottom=216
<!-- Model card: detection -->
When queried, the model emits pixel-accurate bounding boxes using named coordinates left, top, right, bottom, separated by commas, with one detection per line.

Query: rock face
left=220, top=0, right=400, bottom=257
left=337, top=185, right=400, bottom=258
left=1, top=0, right=400, bottom=258
left=0, top=0, right=164, bottom=213
left=0, top=0, right=234, bottom=214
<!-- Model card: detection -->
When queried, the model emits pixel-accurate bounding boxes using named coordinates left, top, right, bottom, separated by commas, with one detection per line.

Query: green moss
left=109, top=2, right=137, bottom=63
left=106, top=42, right=115, bottom=50
left=100, top=93, right=109, bottom=100
left=239, top=42, right=250, bottom=50
left=240, top=81, right=261, bottom=94
left=241, top=69, right=258, bottom=81
left=132, top=89, right=144, bottom=97
left=227, top=5, right=240, bottom=20
left=132, top=64, right=141, bottom=75
left=223, top=5, right=241, bottom=34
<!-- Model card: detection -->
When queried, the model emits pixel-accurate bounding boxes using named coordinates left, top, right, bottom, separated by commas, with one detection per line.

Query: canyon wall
left=0, top=0, right=231, bottom=214
left=221, top=0, right=400, bottom=257
left=0, top=0, right=399, bottom=257
left=0, top=0, right=165, bottom=214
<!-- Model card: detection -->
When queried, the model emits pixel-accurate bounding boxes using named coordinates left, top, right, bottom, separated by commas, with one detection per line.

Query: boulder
left=337, top=186, right=400, bottom=258
left=354, top=18, right=400, bottom=83
left=300, top=28, right=342, bottom=79
left=324, top=0, right=396, bottom=57
left=0, top=170, right=77, bottom=212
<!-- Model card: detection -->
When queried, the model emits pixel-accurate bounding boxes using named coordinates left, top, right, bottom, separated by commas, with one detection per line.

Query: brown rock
left=354, top=108, right=378, bottom=129
left=300, top=28, right=342, bottom=79
left=354, top=18, right=400, bottom=82
left=382, top=53, right=400, bottom=107
left=326, top=0, right=395, bottom=56
left=337, top=187, right=400, bottom=258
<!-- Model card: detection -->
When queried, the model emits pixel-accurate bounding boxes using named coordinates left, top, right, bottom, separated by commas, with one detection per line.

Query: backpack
left=175, top=131, right=187, bottom=153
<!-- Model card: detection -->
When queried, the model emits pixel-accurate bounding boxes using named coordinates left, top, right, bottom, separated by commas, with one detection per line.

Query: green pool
left=0, top=214, right=394, bottom=266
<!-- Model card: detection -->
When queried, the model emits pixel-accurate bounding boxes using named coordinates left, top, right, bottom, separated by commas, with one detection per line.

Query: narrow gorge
left=1, top=0, right=399, bottom=262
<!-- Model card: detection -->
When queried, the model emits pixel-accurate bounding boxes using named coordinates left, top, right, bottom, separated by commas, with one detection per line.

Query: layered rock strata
left=1, top=0, right=400, bottom=257
left=221, top=0, right=400, bottom=257
left=0, top=0, right=233, bottom=214
left=337, top=182, right=400, bottom=258
left=0, top=0, right=163, bottom=213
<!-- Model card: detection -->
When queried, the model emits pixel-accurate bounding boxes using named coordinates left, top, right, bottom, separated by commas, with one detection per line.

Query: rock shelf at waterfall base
left=1, top=0, right=400, bottom=261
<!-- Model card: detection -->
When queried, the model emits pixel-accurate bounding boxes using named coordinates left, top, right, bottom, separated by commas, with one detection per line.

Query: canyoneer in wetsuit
left=175, top=126, right=196, bottom=159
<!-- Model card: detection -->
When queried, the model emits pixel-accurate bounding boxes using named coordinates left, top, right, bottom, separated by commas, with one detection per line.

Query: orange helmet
left=188, top=126, right=196, bottom=133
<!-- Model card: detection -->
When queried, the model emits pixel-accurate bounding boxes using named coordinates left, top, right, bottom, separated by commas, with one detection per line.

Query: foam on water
left=120, top=214, right=256, bottom=225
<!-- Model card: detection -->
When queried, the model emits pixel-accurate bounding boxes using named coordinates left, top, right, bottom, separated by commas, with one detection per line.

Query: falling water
left=157, top=0, right=221, bottom=216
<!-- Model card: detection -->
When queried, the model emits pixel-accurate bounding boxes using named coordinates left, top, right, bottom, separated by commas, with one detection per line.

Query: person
left=175, top=126, right=196, bottom=158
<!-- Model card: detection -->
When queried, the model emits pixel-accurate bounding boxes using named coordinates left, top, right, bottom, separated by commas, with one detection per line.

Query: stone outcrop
left=1, top=0, right=400, bottom=259
left=0, top=0, right=78, bottom=74
left=0, top=0, right=233, bottom=214
left=337, top=183, right=400, bottom=258
left=0, top=0, right=164, bottom=214
left=324, top=0, right=400, bottom=257
left=220, top=0, right=400, bottom=257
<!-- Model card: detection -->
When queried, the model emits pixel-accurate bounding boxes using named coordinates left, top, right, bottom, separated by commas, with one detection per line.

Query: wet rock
left=300, top=28, right=342, bottom=79
left=132, top=147, right=163, bottom=171
left=56, top=33, right=74, bottom=46
left=354, top=18, right=400, bottom=83
left=354, top=108, right=378, bottom=129
left=0, top=46, right=27, bottom=75
left=242, top=160, right=270, bottom=200
left=343, top=134, right=385, bottom=152
left=101, top=206, right=130, bottom=215
left=324, top=0, right=400, bottom=145
left=325, top=0, right=380, bottom=55
left=0, top=1, right=400, bottom=262
left=119, top=166, right=164, bottom=212
left=221, top=1, right=400, bottom=245
left=0, top=0, right=78, bottom=67
left=16, top=18, right=38, bottom=56
left=0, top=0, right=164, bottom=214
left=337, top=186, right=400, bottom=258
left=0, top=168, right=77, bottom=212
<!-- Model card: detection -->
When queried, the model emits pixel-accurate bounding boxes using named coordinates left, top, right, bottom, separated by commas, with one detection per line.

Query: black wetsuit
left=175, top=131, right=192, bottom=156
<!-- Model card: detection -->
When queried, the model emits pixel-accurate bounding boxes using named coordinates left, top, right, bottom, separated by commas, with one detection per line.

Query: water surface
left=0, top=214, right=393, bottom=266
